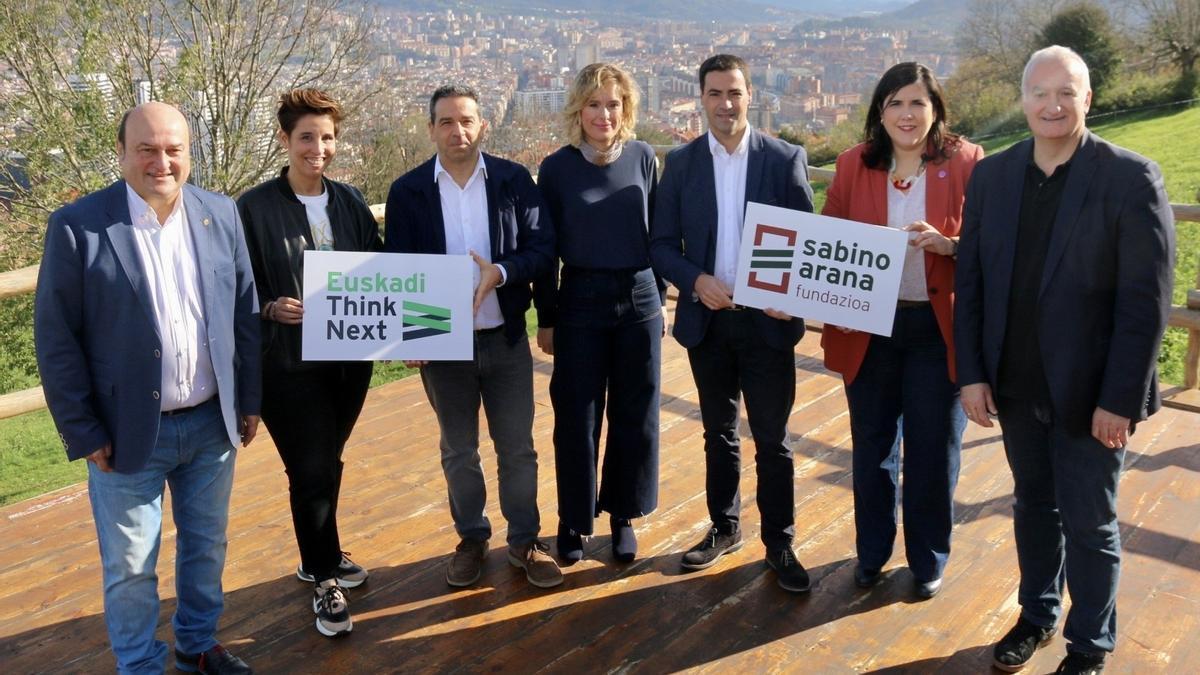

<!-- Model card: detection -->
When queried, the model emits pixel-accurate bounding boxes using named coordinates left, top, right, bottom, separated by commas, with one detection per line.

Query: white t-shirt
left=296, top=190, right=333, bottom=251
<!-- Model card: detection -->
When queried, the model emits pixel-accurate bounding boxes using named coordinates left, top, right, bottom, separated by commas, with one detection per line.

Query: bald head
left=117, top=102, right=192, bottom=221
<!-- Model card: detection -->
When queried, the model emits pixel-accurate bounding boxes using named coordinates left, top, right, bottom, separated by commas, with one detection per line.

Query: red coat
left=820, top=140, right=983, bottom=385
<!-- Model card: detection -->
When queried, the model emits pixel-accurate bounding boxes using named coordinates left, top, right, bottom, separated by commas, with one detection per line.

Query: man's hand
left=1092, top=407, right=1131, bottom=449
left=763, top=307, right=792, bottom=321
left=693, top=274, right=734, bottom=311
left=240, top=415, right=260, bottom=447
left=961, top=383, right=997, bottom=428
left=271, top=296, right=304, bottom=325
left=87, top=444, right=114, bottom=473
left=536, top=327, right=554, bottom=355
left=469, top=250, right=503, bottom=316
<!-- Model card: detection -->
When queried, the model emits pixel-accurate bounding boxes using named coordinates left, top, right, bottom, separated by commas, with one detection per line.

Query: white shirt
left=886, top=172, right=930, bottom=302
left=126, top=185, right=217, bottom=411
left=434, top=153, right=504, bottom=330
left=709, top=128, right=751, bottom=290
left=296, top=190, right=334, bottom=251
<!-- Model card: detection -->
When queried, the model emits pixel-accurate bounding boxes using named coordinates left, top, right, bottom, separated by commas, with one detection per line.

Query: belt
left=161, top=397, right=213, bottom=417
left=722, top=304, right=750, bottom=311
left=475, top=325, right=504, bottom=335
left=897, top=300, right=931, bottom=309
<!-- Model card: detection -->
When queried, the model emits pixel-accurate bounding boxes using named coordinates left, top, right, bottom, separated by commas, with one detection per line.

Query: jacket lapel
left=104, top=181, right=160, bottom=340
left=1039, top=131, right=1098, bottom=297
left=745, top=128, right=765, bottom=209
left=182, top=184, right=218, bottom=334
left=482, top=154, right=502, bottom=257
left=992, top=139, right=1032, bottom=302
left=924, top=158, right=951, bottom=276
left=422, top=159, right=449, bottom=254
left=693, top=138, right=719, bottom=270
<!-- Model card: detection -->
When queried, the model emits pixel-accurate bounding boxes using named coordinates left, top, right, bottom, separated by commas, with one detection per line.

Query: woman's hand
left=904, top=221, right=957, bottom=257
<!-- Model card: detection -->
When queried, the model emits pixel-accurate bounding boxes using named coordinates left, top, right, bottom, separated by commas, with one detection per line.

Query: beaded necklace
left=889, top=156, right=925, bottom=192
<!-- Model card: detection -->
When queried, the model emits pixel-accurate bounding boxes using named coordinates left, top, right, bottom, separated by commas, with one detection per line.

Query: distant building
left=515, top=88, right=567, bottom=116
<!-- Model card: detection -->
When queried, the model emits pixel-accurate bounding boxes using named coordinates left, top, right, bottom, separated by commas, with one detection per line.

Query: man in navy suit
left=956, top=47, right=1174, bottom=674
left=34, top=102, right=260, bottom=674
left=384, top=84, right=561, bottom=589
left=650, top=54, right=815, bottom=592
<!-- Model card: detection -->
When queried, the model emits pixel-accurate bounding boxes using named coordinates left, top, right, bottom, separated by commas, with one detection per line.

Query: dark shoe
left=1055, top=651, right=1106, bottom=674
left=508, top=540, right=564, bottom=588
left=992, top=617, right=1058, bottom=672
left=611, top=517, right=636, bottom=563
left=175, top=644, right=253, bottom=674
left=297, top=551, right=369, bottom=588
left=312, top=579, right=353, bottom=637
left=765, top=547, right=811, bottom=593
left=446, top=538, right=488, bottom=587
left=914, top=577, right=943, bottom=599
left=556, top=523, right=584, bottom=564
left=854, top=563, right=882, bottom=589
left=681, top=527, right=744, bottom=570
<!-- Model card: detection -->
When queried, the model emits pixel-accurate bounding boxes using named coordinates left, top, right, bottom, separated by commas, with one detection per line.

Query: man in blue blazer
left=384, top=84, right=561, bottom=589
left=650, top=54, right=815, bottom=592
left=34, top=103, right=260, bottom=674
left=956, top=47, right=1174, bottom=675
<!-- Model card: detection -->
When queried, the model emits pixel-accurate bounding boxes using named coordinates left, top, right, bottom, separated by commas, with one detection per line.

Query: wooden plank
left=0, top=385, right=45, bottom=421
left=1168, top=305, right=1200, bottom=330
left=1162, top=386, right=1200, bottom=412
left=0, top=263, right=38, bottom=300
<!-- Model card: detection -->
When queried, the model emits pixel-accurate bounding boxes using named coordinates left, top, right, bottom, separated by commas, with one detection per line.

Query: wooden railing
left=2, top=177, right=1199, bottom=420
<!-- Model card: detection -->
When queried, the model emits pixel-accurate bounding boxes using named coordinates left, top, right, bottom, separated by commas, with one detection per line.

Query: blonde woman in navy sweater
left=537, top=63, right=663, bottom=564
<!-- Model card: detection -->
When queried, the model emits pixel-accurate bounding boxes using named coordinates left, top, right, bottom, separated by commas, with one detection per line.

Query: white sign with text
left=302, top=251, right=474, bottom=361
left=733, top=202, right=910, bottom=336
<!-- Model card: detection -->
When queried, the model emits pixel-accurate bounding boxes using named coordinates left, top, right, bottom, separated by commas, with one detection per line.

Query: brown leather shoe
left=446, top=538, right=488, bottom=587
left=508, top=540, right=563, bottom=588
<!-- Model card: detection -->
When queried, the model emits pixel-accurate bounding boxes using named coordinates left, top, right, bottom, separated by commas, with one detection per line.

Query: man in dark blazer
left=384, top=84, right=561, bottom=589
left=956, top=47, right=1174, bottom=675
left=34, top=102, right=259, bottom=674
left=650, top=54, right=815, bottom=592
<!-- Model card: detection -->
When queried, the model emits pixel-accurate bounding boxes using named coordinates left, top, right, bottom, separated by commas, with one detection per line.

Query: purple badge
left=938, top=169, right=947, bottom=179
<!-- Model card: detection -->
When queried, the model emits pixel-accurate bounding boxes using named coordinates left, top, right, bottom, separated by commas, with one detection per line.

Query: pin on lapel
left=202, top=217, right=210, bottom=227
left=938, top=170, right=947, bottom=179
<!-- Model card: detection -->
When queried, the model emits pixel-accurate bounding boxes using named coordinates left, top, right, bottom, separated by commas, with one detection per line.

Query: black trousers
left=551, top=267, right=662, bottom=534
left=686, top=308, right=796, bottom=549
left=261, top=361, right=372, bottom=581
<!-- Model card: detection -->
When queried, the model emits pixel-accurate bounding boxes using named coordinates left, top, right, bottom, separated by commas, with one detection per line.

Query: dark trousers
left=687, top=308, right=796, bottom=549
left=551, top=267, right=662, bottom=535
left=261, top=362, right=372, bottom=581
left=844, top=304, right=965, bottom=582
left=996, top=396, right=1124, bottom=655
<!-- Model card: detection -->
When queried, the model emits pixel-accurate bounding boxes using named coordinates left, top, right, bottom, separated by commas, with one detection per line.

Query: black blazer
left=650, top=128, right=814, bottom=351
left=383, top=153, right=555, bottom=345
left=955, top=131, right=1175, bottom=435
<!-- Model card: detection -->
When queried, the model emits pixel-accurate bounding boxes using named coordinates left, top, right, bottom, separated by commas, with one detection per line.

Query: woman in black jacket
left=237, top=89, right=380, bottom=638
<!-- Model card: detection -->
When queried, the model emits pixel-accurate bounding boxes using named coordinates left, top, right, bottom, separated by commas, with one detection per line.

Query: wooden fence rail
left=2, top=179, right=1199, bottom=420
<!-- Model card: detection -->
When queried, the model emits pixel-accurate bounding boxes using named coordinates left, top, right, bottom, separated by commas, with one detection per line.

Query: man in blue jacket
left=384, top=84, right=560, bottom=589
left=650, top=54, right=815, bottom=592
left=34, top=102, right=260, bottom=674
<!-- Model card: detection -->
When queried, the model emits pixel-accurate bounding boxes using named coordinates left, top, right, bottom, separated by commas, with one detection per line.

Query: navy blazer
left=955, top=131, right=1175, bottom=435
left=34, top=181, right=262, bottom=473
left=383, top=153, right=555, bottom=345
left=650, top=128, right=814, bottom=351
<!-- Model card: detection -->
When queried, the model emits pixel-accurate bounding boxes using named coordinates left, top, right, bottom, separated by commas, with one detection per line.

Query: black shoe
left=992, top=617, right=1058, bottom=672
left=312, top=579, right=353, bottom=637
left=765, top=547, right=811, bottom=593
left=175, top=644, right=253, bottom=674
left=297, top=552, right=368, bottom=588
left=611, top=517, right=637, bottom=563
left=681, top=527, right=744, bottom=570
left=914, top=577, right=943, bottom=599
left=854, top=563, right=882, bottom=588
left=556, top=523, right=584, bottom=564
left=1055, top=651, right=1106, bottom=674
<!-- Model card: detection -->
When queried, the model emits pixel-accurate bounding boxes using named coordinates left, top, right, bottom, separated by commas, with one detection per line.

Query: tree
left=1135, top=0, right=1200, bottom=84
left=1036, top=2, right=1123, bottom=101
left=958, top=0, right=1072, bottom=84
left=0, top=0, right=386, bottom=270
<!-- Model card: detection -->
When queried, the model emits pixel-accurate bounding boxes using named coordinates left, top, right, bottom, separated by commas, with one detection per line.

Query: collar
left=707, top=126, right=752, bottom=158
left=433, top=152, right=488, bottom=184
left=126, top=183, right=184, bottom=230
left=276, top=165, right=330, bottom=203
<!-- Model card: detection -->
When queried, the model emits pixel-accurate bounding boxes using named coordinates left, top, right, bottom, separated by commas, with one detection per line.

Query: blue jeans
left=421, top=331, right=540, bottom=547
left=997, top=396, right=1124, bottom=655
left=844, top=304, right=966, bottom=582
left=87, top=398, right=236, bottom=675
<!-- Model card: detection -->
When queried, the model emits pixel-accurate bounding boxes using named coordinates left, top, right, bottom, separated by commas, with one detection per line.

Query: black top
left=238, top=167, right=382, bottom=371
left=537, top=141, right=663, bottom=326
left=997, top=159, right=1072, bottom=403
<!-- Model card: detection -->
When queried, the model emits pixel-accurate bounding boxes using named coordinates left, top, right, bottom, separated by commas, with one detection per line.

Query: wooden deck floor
left=3, top=331, right=1199, bottom=674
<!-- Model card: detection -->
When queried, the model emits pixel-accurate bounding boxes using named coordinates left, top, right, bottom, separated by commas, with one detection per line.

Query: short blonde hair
left=562, top=63, right=640, bottom=147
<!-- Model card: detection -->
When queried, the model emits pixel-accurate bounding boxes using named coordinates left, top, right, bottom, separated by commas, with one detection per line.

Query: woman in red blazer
left=821, top=62, right=982, bottom=599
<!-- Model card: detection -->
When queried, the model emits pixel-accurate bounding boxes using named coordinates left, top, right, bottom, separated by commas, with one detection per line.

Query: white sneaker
left=312, top=579, right=353, bottom=637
